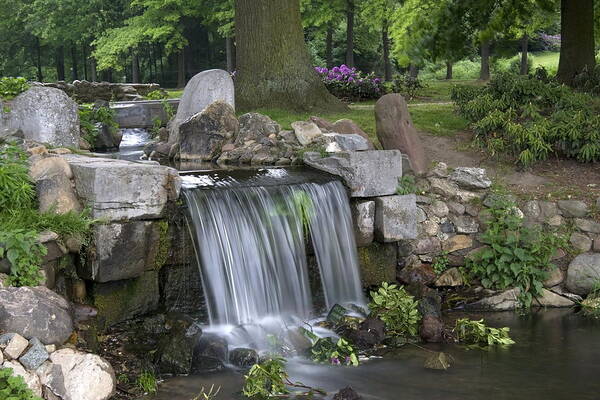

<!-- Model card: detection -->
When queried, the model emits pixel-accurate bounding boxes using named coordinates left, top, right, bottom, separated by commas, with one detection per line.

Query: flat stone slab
left=375, top=194, right=418, bottom=242
left=112, top=99, right=179, bottom=129
left=303, top=150, right=403, bottom=197
left=63, top=155, right=181, bottom=221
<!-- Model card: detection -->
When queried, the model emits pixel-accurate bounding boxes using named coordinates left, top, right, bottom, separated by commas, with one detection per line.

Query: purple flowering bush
left=315, top=65, right=384, bottom=101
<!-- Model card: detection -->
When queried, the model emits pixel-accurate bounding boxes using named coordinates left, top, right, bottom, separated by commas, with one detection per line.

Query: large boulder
left=48, top=348, right=116, bottom=400
left=235, top=113, right=281, bottom=145
left=178, top=101, right=239, bottom=161
left=566, top=253, right=600, bottom=295
left=375, top=94, right=427, bottom=175
left=30, top=156, right=81, bottom=215
left=168, top=69, right=235, bottom=144
left=0, top=87, right=80, bottom=148
left=303, top=150, right=403, bottom=197
left=0, top=287, right=73, bottom=345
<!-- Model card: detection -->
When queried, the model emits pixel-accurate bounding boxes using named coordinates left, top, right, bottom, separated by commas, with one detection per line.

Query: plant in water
left=581, top=281, right=600, bottom=319
left=466, top=189, right=567, bottom=308
left=369, top=282, right=421, bottom=337
left=136, top=370, right=158, bottom=394
left=432, top=252, right=449, bottom=275
left=454, top=318, right=515, bottom=347
left=0, top=77, right=30, bottom=100
left=396, top=175, right=418, bottom=195
left=192, top=385, right=221, bottom=400
left=300, top=328, right=359, bottom=367
left=0, top=367, right=42, bottom=400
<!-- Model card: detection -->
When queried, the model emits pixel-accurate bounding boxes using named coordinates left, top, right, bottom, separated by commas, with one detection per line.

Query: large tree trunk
left=55, top=46, right=65, bottom=81
left=177, top=50, right=186, bottom=88
left=132, top=53, right=140, bottom=83
left=235, top=0, right=346, bottom=111
left=557, top=0, right=596, bottom=85
left=326, top=25, right=334, bottom=68
left=480, top=41, right=491, bottom=80
left=382, top=20, right=392, bottom=81
left=346, top=0, right=355, bottom=67
left=446, top=61, right=453, bottom=80
left=226, top=37, right=236, bottom=72
left=70, top=45, right=78, bottom=81
left=36, top=38, right=43, bottom=82
left=520, top=34, right=529, bottom=75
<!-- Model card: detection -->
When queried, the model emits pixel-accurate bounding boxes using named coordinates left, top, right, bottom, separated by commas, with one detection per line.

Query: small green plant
left=161, top=98, right=175, bottom=120
left=432, top=252, right=449, bottom=275
left=78, top=105, right=119, bottom=146
left=369, top=282, right=421, bottom=337
left=150, top=116, right=163, bottom=139
left=0, top=229, right=46, bottom=286
left=0, top=367, right=43, bottom=400
left=192, top=385, right=222, bottom=400
left=300, top=328, right=359, bottom=367
left=396, top=175, right=418, bottom=195
left=0, top=144, right=35, bottom=209
left=136, top=370, right=158, bottom=394
left=146, top=90, right=168, bottom=100
left=580, top=281, right=600, bottom=319
left=454, top=318, right=515, bottom=347
left=0, top=77, right=30, bottom=100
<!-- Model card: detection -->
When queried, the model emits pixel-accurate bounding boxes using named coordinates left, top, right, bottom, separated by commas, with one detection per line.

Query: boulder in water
left=229, top=348, right=259, bottom=369
left=333, top=386, right=361, bottom=400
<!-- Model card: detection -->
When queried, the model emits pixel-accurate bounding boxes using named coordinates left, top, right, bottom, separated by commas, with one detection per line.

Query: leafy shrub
left=388, top=74, right=426, bottom=100
left=432, top=252, right=449, bottom=275
left=369, top=282, right=421, bottom=337
left=396, top=175, right=418, bottom=195
left=466, top=190, right=566, bottom=308
left=454, top=318, right=515, bottom=347
left=145, top=89, right=168, bottom=100
left=571, top=64, right=600, bottom=95
left=79, top=105, right=119, bottom=146
left=452, top=73, right=600, bottom=165
left=0, top=229, right=46, bottom=286
left=0, top=367, right=43, bottom=400
left=0, top=77, right=30, bottom=100
left=315, top=65, right=384, bottom=101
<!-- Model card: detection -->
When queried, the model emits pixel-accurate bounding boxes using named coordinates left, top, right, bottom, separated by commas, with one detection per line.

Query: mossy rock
left=357, top=242, right=397, bottom=287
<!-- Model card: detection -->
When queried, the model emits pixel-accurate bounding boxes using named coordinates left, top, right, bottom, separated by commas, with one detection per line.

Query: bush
left=0, top=77, right=30, bottom=100
left=0, top=144, right=35, bottom=209
left=369, top=282, right=421, bottom=337
left=315, top=65, right=384, bottom=101
left=0, top=367, right=43, bottom=400
left=452, top=73, right=600, bottom=165
left=145, top=90, right=168, bottom=100
left=79, top=105, right=119, bottom=146
left=454, top=318, right=515, bottom=347
left=388, top=74, right=426, bottom=100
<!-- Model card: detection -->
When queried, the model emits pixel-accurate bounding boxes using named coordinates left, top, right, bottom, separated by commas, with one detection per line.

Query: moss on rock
left=357, top=242, right=397, bottom=287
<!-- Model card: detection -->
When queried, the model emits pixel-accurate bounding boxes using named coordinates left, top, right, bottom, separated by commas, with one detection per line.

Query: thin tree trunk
left=382, top=19, right=392, bottom=81
left=36, top=38, right=43, bottom=82
left=132, top=52, right=140, bottom=83
left=226, top=37, right=236, bottom=72
left=235, top=0, right=346, bottom=111
left=557, top=0, right=596, bottom=85
left=480, top=41, right=491, bottom=80
left=409, top=64, right=419, bottom=78
left=446, top=61, right=453, bottom=80
left=82, top=44, right=88, bottom=80
left=326, top=26, right=334, bottom=68
left=159, top=46, right=165, bottom=84
left=70, top=45, right=78, bottom=81
left=56, top=46, right=65, bottom=81
left=346, top=0, right=355, bottom=67
left=152, top=46, right=158, bottom=82
left=90, top=58, right=97, bottom=82
left=520, top=34, right=529, bottom=75
left=177, top=50, right=186, bottom=88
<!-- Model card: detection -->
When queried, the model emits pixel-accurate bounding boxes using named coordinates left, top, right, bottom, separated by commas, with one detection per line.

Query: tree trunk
left=177, top=50, right=186, bottom=88
left=520, top=34, right=529, bottom=75
left=480, top=41, right=491, bottom=80
left=346, top=0, right=355, bottom=67
left=326, top=25, right=334, bottom=68
left=36, top=38, right=43, bottom=82
left=446, top=61, right=453, bottom=80
left=132, top=52, right=140, bottom=83
left=159, top=46, right=165, bottom=84
left=82, top=44, right=88, bottom=81
left=382, top=20, right=392, bottom=81
left=226, top=37, right=236, bottom=72
left=56, top=46, right=65, bottom=81
left=90, top=58, right=97, bottom=82
left=234, top=0, right=346, bottom=111
left=409, top=64, right=419, bottom=78
left=70, top=45, right=78, bottom=81
left=557, top=0, right=596, bottom=85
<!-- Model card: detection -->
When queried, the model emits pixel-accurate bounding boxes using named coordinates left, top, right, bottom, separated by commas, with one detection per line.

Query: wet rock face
left=347, top=317, right=385, bottom=350
left=229, top=348, right=259, bottom=369
left=333, top=386, right=362, bottom=400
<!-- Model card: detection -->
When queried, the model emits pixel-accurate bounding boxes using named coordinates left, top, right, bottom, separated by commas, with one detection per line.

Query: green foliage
left=0, top=145, right=35, bottom=209
left=452, top=73, right=600, bottom=165
left=145, top=90, right=168, bottom=100
left=79, top=105, right=118, bottom=146
left=300, top=329, right=359, bottom=367
left=454, top=318, right=515, bottom=347
left=466, top=190, right=567, bottom=308
left=369, top=282, right=421, bottom=337
left=0, top=367, right=42, bottom=400
left=0, top=77, right=29, bottom=100
left=432, top=252, right=449, bottom=275
left=388, top=74, right=426, bottom=100
left=581, top=281, right=600, bottom=319
left=192, top=385, right=221, bottom=400
left=292, top=190, right=315, bottom=231
left=243, top=357, right=290, bottom=399
left=396, top=175, right=417, bottom=195
left=136, top=370, right=158, bottom=394
left=0, top=229, right=46, bottom=286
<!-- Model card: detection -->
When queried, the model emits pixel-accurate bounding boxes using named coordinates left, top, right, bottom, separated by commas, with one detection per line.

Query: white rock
left=4, top=334, right=29, bottom=360
left=292, top=121, right=322, bottom=146
left=449, top=167, right=492, bottom=189
left=2, top=360, right=43, bottom=396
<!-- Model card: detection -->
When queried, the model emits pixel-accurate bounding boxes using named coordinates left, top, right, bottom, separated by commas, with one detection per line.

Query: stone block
left=351, top=200, right=375, bottom=247
left=374, top=195, right=418, bottom=242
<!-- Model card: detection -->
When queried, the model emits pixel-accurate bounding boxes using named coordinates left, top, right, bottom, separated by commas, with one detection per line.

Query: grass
left=166, top=89, right=184, bottom=99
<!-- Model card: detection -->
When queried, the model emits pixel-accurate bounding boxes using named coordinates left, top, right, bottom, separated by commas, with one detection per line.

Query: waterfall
left=182, top=168, right=365, bottom=348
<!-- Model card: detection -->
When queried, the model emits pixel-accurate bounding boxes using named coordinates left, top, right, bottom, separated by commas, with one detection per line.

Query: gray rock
left=235, top=113, right=280, bottom=145
left=292, top=121, right=322, bottom=145
left=37, top=362, right=68, bottom=400
left=321, top=133, right=370, bottom=152
left=467, top=288, right=574, bottom=311
left=428, top=177, right=460, bottom=198
left=522, top=201, right=541, bottom=221
left=178, top=101, right=239, bottom=161
left=0, top=287, right=73, bottom=345
left=64, top=154, right=181, bottom=220
left=374, top=195, right=418, bottom=242
left=434, top=268, right=464, bottom=287
left=351, top=201, right=375, bottom=247
left=566, top=253, right=600, bottom=295
left=430, top=200, right=449, bottom=218
left=304, top=150, right=403, bottom=197
left=19, top=337, right=49, bottom=370
left=557, top=200, right=588, bottom=218
left=452, top=215, right=479, bottom=234
left=0, top=333, right=15, bottom=345
left=449, top=167, right=491, bottom=189
left=574, top=218, right=600, bottom=234
left=543, top=268, right=564, bottom=288
left=447, top=202, right=466, bottom=215
left=414, top=237, right=441, bottom=255
left=570, top=232, right=593, bottom=253
left=0, top=87, right=80, bottom=147
left=229, top=348, right=259, bottom=369
left=168, top=69, right=235, bottom=143
left=4, top=333, right=29, bottom=359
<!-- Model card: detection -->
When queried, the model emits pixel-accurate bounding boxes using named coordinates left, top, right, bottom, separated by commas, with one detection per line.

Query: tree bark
left=36, top=38, right=43, bottom=82
left=326, top=25, right=334, bottom=68
left=82, top=44, right=88, bottom=81
left=132, top=52, right=140, bottom=83
left=480, top=41, right=491, bottom=80
left=446, top=61, right=453, bottom=80
left=90, top=58, right=97, bottom=82
left=520, top=34, right=529, bottom=75
left=70, top=45, right=78, bottom=81
left=382, top=19, right=392, bottom=81
left=55, top=46, right=65, bottom=81
left=226, top=37, right=236, bottom=72
left=409, top=64, right=419, bottom=78
left=234, top=0, right=346, bottom=111
left=177, top=50, right=186, bottom=88
left=557, top=0, right=596, bottom=85
left=346, top=0, right=355, bottom=68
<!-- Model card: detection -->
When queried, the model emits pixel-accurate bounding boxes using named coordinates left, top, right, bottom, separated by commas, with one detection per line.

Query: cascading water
left=182, top=168, right=366, bottom=351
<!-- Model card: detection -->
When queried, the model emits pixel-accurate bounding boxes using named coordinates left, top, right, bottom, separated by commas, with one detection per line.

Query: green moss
left=155, top=220, right=170, bottom=270
left=357, top=243, right=397, bottom=288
